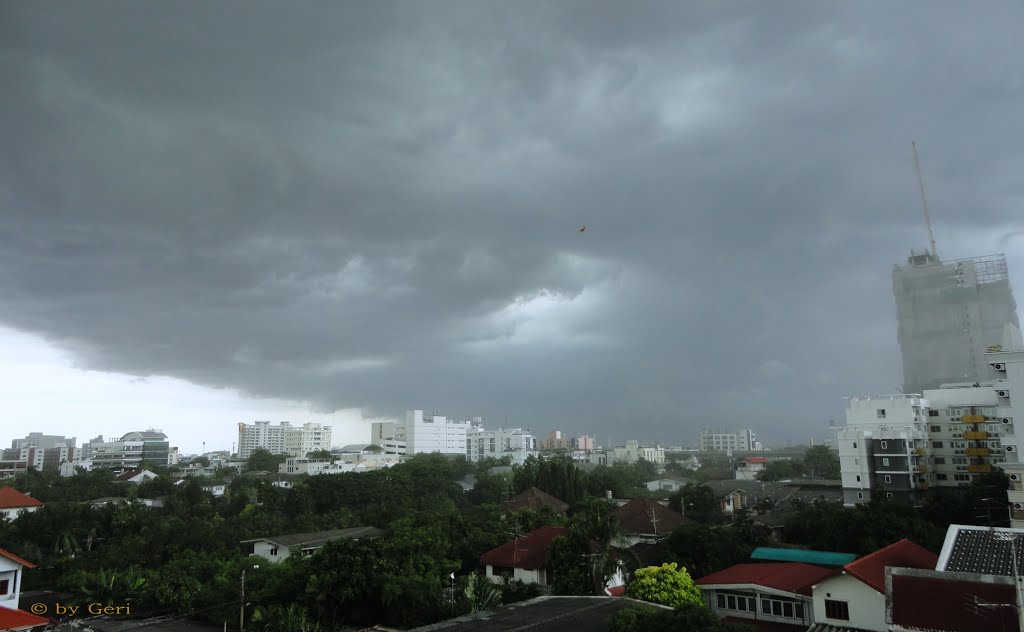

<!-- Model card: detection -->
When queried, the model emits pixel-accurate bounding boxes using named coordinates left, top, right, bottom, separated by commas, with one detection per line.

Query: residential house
left=0, top=489, right=42, bottom=522
left=479, top=526, right=625, bottom=590
left=697, top=562, right=836, bottom=629
left=809, top=538, right=937, bottom=632
left=201, top=484, right=227, bottom=497
left=644, top=477, right=694, bottom=493
left=734, top=457, right=768, bottom=481
left=885, top=566, right=1020, bottom=632
left=500, top=487, right=569, bottom=515
left=719, top=489, right=746, bottom=515
left=615, top=497, right=689, bottom=546
left=242, top=527, right=385, bottom=563
left=0, top=547, right=49, bottom=631
left=115, top=469, right=158, bottom=484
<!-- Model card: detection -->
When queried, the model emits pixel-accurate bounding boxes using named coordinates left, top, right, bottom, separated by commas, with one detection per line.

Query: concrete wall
left=812, top=573, right=886, bottom=631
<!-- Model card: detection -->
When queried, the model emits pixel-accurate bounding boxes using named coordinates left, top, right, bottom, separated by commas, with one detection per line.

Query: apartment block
left=371, top=410, right=472, bottom=456
left=921, top=385, right=1007, bottom=488
left=237, top=421, right=292, bottom=459
left=987, top=324, right=1024, bottom=527
left=10, top=433, right=75, bottom=451
left=836, top=394, right=930, bottom=506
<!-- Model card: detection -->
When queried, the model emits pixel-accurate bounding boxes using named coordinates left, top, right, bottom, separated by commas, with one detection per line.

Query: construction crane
left=912, top=140, right=938, bottom=258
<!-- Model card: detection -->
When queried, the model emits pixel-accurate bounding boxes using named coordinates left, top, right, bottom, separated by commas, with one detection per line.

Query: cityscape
left=4, top=3, right=1024, bottom=632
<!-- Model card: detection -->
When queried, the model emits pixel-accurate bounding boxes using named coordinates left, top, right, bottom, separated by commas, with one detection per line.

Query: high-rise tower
left=893, top=251, right=1019, bottom=394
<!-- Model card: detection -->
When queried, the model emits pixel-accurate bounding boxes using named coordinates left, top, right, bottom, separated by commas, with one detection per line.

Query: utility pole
left=239, top=568, right=245, bottom=632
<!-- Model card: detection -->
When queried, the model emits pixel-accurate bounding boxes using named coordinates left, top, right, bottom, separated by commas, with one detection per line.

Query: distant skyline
left=3, top=2, right=1024, bottom=454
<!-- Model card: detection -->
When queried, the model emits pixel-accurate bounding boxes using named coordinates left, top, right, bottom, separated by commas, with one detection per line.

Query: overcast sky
left=3, top=2, right=1024, bottom=455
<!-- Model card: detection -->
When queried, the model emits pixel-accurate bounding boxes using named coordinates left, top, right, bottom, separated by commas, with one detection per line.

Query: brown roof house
left=615, top=497, right=689, bottom=546
left=480, top=526, right=626, bottom=591
left=501, top=487, right=569, bottom=514
left=0, top=488, right=43, bottom=523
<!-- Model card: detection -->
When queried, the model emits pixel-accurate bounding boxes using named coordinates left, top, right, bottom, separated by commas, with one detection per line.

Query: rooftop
left=887, top=568, right=1019, bottom=632
left=616, top=497, right=689, bottom=535
left=750, top=547, right=857, bottom=567
left=241, top=526, right=385, bottom=548
left=697, top=562, right=837, bottom=596
left=0, top=547, right=35, bottom=569
left=407, top=596, right=657, bottom=631
left=501, top=487, right=570, bottom=514
left=0, top=606, right=50, bottom=630
left=839, top=538, right=937, bottom=593
left=937, top=524, right=1024, bottom=577
left=479, top=526, right=567, bottom=571
left=0, top=486, right=43, bottom=510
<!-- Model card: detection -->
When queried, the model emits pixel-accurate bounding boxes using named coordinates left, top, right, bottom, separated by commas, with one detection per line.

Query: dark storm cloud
left=2, top=1, right=1024, bottom=444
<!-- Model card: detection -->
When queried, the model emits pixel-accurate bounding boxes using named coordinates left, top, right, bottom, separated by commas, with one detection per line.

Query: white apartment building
left=466, top=427, right=537, bottom=463
left=639, top=444, right=666, bottom=464
left=987, top=324, right=1024, bottom=526
left=370, top=410, right=472, bottom=456
left=237, top=421, right=292, bottom=459
left=284, top=423, right=332, bottom=458
left=836, top=394, right=930, bottom=506
left=698, top=429, right=759, bottom=452
left=921, top=385, right=1006, bottom=488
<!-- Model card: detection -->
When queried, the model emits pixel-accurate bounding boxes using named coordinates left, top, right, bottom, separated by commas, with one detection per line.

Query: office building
left=698, top=429, right=759, bottom=452
left=371, top=410, right=473, bottom=456
left=894, top=252, right=1019, bottom=394
left=85, top=430, right=170, bottom=470
left=10, top=433, right=75, bottom=451
left=466, top=427, right=537, bottom=463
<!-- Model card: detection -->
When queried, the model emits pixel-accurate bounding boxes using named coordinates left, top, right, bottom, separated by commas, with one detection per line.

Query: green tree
left=756, top=459, right=805, bottom=482
left=245, top=448, right=288, bottom=473
left=548, top=498, right=622, bottom=595
left=678, top=483, right=719, bottom=522
left=305, top=450, right=333, bottom=460
left=609, top=603, right=753, bottom=632
left=625, top=563, right=702, bottom=608
left=802, top=446, right=840, bottom=479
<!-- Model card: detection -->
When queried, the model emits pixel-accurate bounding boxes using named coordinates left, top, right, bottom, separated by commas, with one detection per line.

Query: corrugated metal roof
left=751, top=547, right=858, bottom=567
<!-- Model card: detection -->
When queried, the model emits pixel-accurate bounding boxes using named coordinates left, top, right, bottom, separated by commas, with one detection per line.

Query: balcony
left=914, top=448, right=926, bottom=456
left=961, top=415, right=986, bottom=424
left=965, top=448, right=990, bottom=457
left=964, top=431, right=989, bottom=440
left=968, top=464, right=993, bottom=473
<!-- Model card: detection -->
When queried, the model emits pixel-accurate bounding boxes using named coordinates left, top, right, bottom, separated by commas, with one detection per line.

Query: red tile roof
left=501, top=488, right=570, bottom=514
left=743, top=457, right=769, bottom=463
left=480, top=526, right=568, bottom=570
left=616, top=497, right=689, bottom=535
left=889, top=573, right=1018, bottom=632
left=841, top=539, right=937, bottom=593
left=696, top=563, right=838, bottom=596
left=0, top=487, right=43, bottom=510
left=0, top=605, right=50, bottom=630
left=0, top=548, right=35, bottom=569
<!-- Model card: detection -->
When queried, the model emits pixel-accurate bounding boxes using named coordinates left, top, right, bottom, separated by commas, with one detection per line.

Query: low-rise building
left=698, top=429, right=759, bottom=452
left=615, top=497, right=688, bottom=546
left=242, top=527, right=385, bottom=563
left=466, top=427, right=537, bottom=463
left=697, top=562, right=832, bottom=629
left=0, top=547, right=49, bottom=629
left=480, top=526, right=625, bottom=590
left=501, top=488, right=569, bottom=515
left=733, top=457, right=767, bottom=480
left=0, top=488, right=42, bottom=522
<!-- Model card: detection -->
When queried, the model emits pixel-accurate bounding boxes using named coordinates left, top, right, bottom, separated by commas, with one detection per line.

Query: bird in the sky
left=579, top=225, right=586, bottom=233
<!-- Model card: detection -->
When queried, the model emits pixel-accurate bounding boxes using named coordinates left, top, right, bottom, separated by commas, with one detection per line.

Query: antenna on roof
left=912, top=140, right=938, bottom=258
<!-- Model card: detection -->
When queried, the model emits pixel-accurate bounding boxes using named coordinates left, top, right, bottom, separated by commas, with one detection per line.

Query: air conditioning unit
left=1011, top=473, right=1021, bottom=481
left=998, top=390, right=1009, bottom=398
left=993, top=363, right=1005, bottom=371
left=1007, top=446, right=1016, bottom=453
left=1003, top=418, right=1013, bottom=425
left=1016, top=503, right=1023, bottom=510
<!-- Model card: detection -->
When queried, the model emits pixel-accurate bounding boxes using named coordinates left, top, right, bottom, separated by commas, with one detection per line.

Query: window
left=886, top=492, right=893, bottom=499
left=884, top=475, right=892, bottom=483
left=936, top=473, right=948, bottom=481
left=882, top=457, right=890, bottom=466
left=877, top=409, right=887, bottom=418
left=933, top=457, right=945, bottom=465
left=880, top=440, right=888, bottom=449
left=856, top=475, right=861, bottom=482
left=270, top=547, right=278, bottom=556
left=717, top=592, right=754, bottom=612
left=929, top=409, right=939, bottom=416
left=0, top=579, right=7, bottom=595
left=761, top=597, right=804, bottom=619
left=853, top=442, right=857, bottom=449
left=825, top=600, right=850, bottom=621
left=931, top=425, right=941, bottom=432
left=857, top=492, right=864, bottom=499
left=933, top=442, right=943, bottom=450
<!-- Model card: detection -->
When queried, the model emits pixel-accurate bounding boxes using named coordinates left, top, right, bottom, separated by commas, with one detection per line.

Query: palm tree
left=567, top=498, right=623, bottom=595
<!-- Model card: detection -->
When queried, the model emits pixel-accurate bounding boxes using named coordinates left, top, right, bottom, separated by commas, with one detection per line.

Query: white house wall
left=812, top=573, right=887, bottom=632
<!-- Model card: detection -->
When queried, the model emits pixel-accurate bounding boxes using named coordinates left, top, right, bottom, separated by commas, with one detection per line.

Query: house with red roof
left=808, top=538, right=937, bottom=631
left=0, top=547, right=49, bottom=631
left=615, top=497, right=689, bottom=546
left=0, top=488, right=42, bottom=522
left=697, top=562, right=836, bottom=629
left=479, top=526, right=625, bottom=590
left=735, top=457, right=769, bottom=481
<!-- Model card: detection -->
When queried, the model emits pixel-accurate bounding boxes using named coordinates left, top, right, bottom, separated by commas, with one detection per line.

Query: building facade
left=698, top=429, right=759, bottom=452
left=988, top=327, right=1024, bottom=527
left=237, top=421, right=292, bottom=459
left=836, top=395, right=931, bottom=506
left=894, top=252, right=1019, bottom=395
left=84, top=430, right=170, bottom=470
left=466, top=427, right=537, bottom=463
left=921, top=385, right=1008, bottom=488
left=371, top=410, right=472, bottom=456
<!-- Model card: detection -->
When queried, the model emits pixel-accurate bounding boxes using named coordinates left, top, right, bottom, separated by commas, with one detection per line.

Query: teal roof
left=750, top=547, right=858, bottom=567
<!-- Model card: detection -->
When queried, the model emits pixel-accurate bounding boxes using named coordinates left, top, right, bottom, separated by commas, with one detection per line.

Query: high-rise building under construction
left=893, top=251, right=1019, bottom=394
